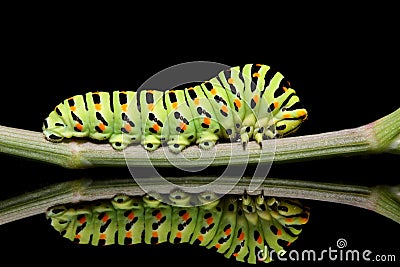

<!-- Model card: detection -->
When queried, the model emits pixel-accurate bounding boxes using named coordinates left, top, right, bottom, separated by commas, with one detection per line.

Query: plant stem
left=1, top=178, right=399, bottom=226
left=1, top=108, right=399, bottom=169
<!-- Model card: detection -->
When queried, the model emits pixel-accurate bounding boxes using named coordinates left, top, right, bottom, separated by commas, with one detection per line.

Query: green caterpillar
left=46, top=190, right=310, bottom=264
left=42, top=63, right=308, bottom=153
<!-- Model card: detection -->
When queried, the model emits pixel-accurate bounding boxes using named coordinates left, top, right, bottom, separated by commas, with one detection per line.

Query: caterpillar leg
left=240, top=125, right=254, bottom=149
left=167, top=135, right=191, bottom=154
left=168, top=143, right=187, bottom=153
left=253, top=121, right=277, bottom=147
left=142, top=135, right=162, bottom=152
left=109, top=134, right=134, bottom=150
left=254, top=128, right=276, bottom=142
left=199, top=140, right=216, bottom=150
left=196, top=131, right=219, bottom=150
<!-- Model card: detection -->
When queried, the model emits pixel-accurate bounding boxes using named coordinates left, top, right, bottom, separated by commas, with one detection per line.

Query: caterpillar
left=46, top=190, right=310, bottom=264
left=42, top=63, right=308, bottom=153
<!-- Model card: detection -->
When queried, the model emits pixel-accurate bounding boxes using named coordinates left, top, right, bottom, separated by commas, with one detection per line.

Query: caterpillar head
left=275, top=107, right=308, bottom=137
left=275, top=199, right=305, bottom=216
left=267, top=81, right=308, bottom=137
left=270, top=198, right=310, bottom=226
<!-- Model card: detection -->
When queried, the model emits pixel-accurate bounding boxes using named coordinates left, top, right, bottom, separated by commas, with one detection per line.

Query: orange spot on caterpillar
left=256, top=63, right=263, bottom=66
left=274, top=101, right=279, bottom=109
left=99, top=233, right=106, bottom=240
left=126, top=231, right=132, bottom=238
left=101, top=214, right=109, bottom=222
left=282, top=86, right=288, bottom=92
left=253, top=95, right=259, bottom=104
left=277, top=229, right=282, bottom=236
left=70, top=106, right=76, bottom=111
left=95, top=104, right=102, bottom=111
left=215, top=243, right=221, bottom=249
left=172, top=102, right=178, bottom=110
left=197, top=235, right=204, bottom=242
left=300, top=217, right=309, bottom=224
left=221, top=105, right=228, bottom=114
left=283, top=114, right=292, bottom=119
left=228, top=78, right=234, bottom=84
left=155, top=211, right=163, bottom=220
left=75, top=234, right=81, bottom=239
left=181, top=212, right=190, bottom=221
left=152, top=231, right=158, bottom=238
left=234, top=99, right=241, bottom=108
left=210, top=88, right=217, bottom=95
left=297, top=110, right=307, bottom=117
left=206, top=217, right=213, bottom=225
left=98, top=123, right=106, bottom=132
left=78, top=216, right=86, bottom=224
left=152, top=124, right=160, bottom=132
left=121, top=104, right=128, bottom=112
left=285, top=218, right=294, bottom=223
left=127, top=211, right=134, bottom=220
left=224, top=227, right=231, bottom=236
left=253, top=72, right=260, bottom=78
left=180, top=122, right=187, bottom=131
left=124, top=123, right=132, bottom=132
left=147, top=104, right=154, bottom=111
left=194, top=98, right=200, bottom=106
left=176, top=232, right=182, bottom=239
left=233, top=253, right=238, bottom=257
left=75, top=123, right=83, bottom=131
left=203, top=117, right=211, bottom=126
left=257, top=235, right=263, bottom=244
left=238, top=231, right=245, bottom=241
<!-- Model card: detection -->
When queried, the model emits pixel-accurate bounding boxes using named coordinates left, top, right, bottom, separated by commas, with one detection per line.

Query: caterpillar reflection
left=46, top=190, right=310, bottom=264
left=42, top=63, right=308, bottom=153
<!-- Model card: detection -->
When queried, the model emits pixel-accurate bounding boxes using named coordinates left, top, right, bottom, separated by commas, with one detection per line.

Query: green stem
left=1, top=178, right=399, bottom=226
left=0, top=108, right=399, bottom=169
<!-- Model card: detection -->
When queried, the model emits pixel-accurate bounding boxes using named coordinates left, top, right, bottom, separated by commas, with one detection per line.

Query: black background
left=1, top=5, right=399, bottom=266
